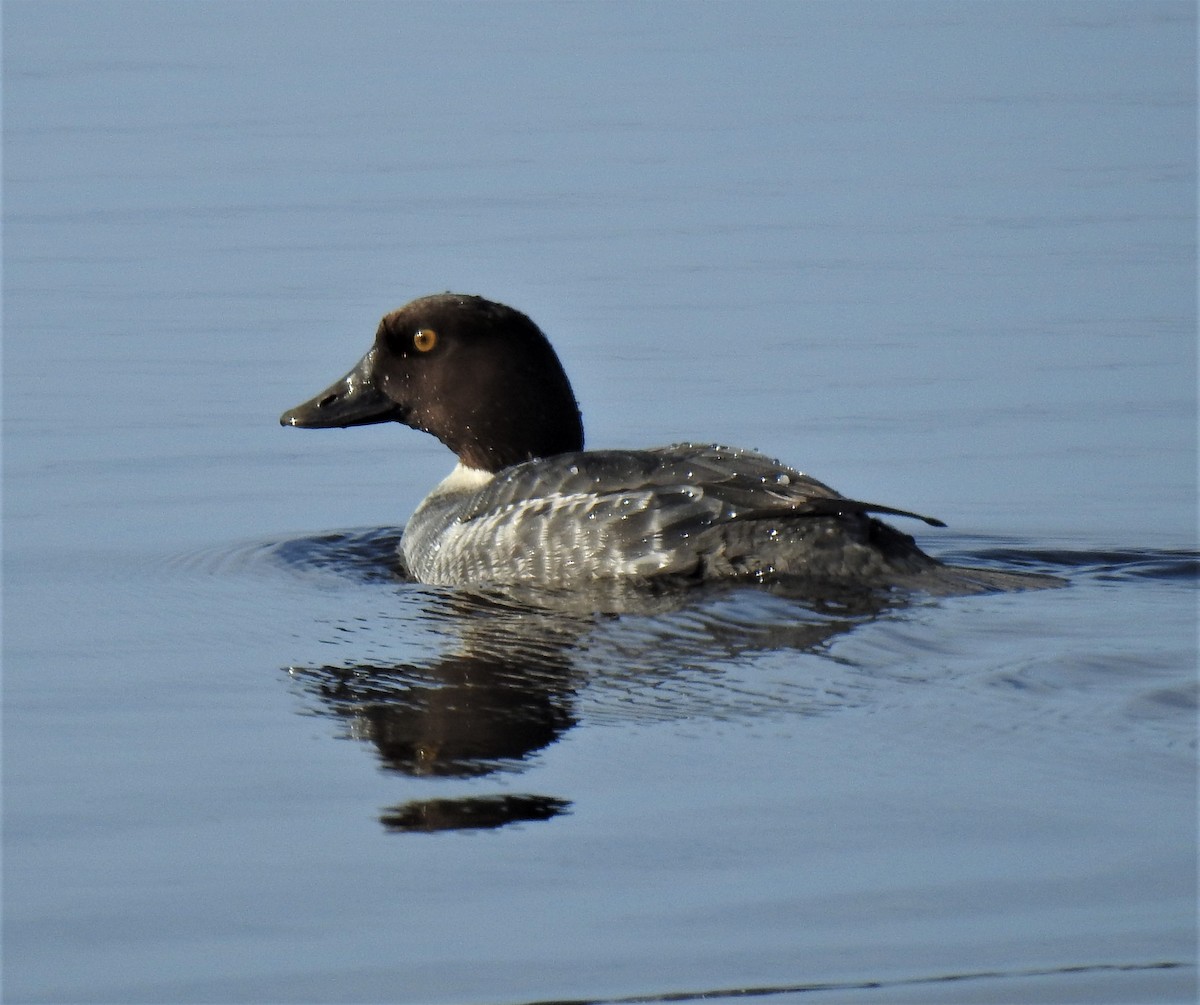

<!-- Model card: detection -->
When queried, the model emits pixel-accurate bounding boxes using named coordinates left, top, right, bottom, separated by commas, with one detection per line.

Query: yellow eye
left=413, top=328, right=438, bottom=353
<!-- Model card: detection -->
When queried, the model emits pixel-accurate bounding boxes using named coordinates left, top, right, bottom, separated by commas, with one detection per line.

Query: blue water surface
left=3, top=2, right=1196, bottom=1003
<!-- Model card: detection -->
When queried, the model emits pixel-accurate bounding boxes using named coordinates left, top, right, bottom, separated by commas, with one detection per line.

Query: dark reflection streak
left=380, top=794, right=571, bottom=833
left=287, top=642, right=579, bottom=779
left=524, top=961, right=1189, bottom=1005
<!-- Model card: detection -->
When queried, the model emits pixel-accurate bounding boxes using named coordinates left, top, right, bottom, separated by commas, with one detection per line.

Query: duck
left=281, top=293, right=1052, bottom=595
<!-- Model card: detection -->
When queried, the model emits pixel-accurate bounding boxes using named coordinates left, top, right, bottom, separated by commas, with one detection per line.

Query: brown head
left=281, top=293, right=584, bottom=472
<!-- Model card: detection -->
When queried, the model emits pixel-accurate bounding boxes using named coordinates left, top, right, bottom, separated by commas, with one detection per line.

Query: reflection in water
left=289, top=643, right=577, bottom=778
left=380, top=794, right=571, bottom=833
left=276, top=529, right=914, bottom=831
left=285, top=578, right=589, bottom=830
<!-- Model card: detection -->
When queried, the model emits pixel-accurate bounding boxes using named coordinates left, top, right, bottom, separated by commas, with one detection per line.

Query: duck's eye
left=413, top=328, right=438, bottom=353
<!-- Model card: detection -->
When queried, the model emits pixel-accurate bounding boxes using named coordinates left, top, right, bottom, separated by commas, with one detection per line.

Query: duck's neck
left=427, top=461, right=496, bottom=499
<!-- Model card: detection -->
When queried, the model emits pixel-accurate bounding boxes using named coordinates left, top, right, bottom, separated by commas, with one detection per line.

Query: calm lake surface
left=3, top=2, right=1196, bottom=1003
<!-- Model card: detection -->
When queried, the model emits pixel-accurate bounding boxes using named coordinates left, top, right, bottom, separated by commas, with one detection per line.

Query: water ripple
left=173, top=529, right=1197, bottom=763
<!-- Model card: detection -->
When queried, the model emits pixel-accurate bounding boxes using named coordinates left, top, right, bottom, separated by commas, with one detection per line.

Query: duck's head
left=281, top=293, right=584, bottom=472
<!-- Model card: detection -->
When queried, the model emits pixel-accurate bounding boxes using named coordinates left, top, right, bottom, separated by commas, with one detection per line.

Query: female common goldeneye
left=281, top=293, right=1048, bottom=594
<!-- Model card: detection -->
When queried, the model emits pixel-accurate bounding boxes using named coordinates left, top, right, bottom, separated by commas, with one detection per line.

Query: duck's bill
left=280, top=350, right=405, bottom=429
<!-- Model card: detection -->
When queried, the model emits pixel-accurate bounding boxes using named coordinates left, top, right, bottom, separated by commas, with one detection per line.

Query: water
left=3, top=2, right=1196, bottom=1002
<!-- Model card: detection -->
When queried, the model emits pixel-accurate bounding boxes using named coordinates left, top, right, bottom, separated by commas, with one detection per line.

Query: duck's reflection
left=279, top=530, right=910, bottom=832
left=286, top=584, right=594, bottom=831
left=290, top=643, right=577, bottom=778
left=380, top=794, right=572, bottom=833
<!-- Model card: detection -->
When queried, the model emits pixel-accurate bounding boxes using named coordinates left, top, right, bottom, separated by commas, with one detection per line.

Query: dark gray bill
left=280, top=349, right=405, bottom=428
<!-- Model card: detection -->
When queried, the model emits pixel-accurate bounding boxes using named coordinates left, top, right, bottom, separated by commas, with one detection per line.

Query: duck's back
left=401, top=443, right=941, bottom=588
